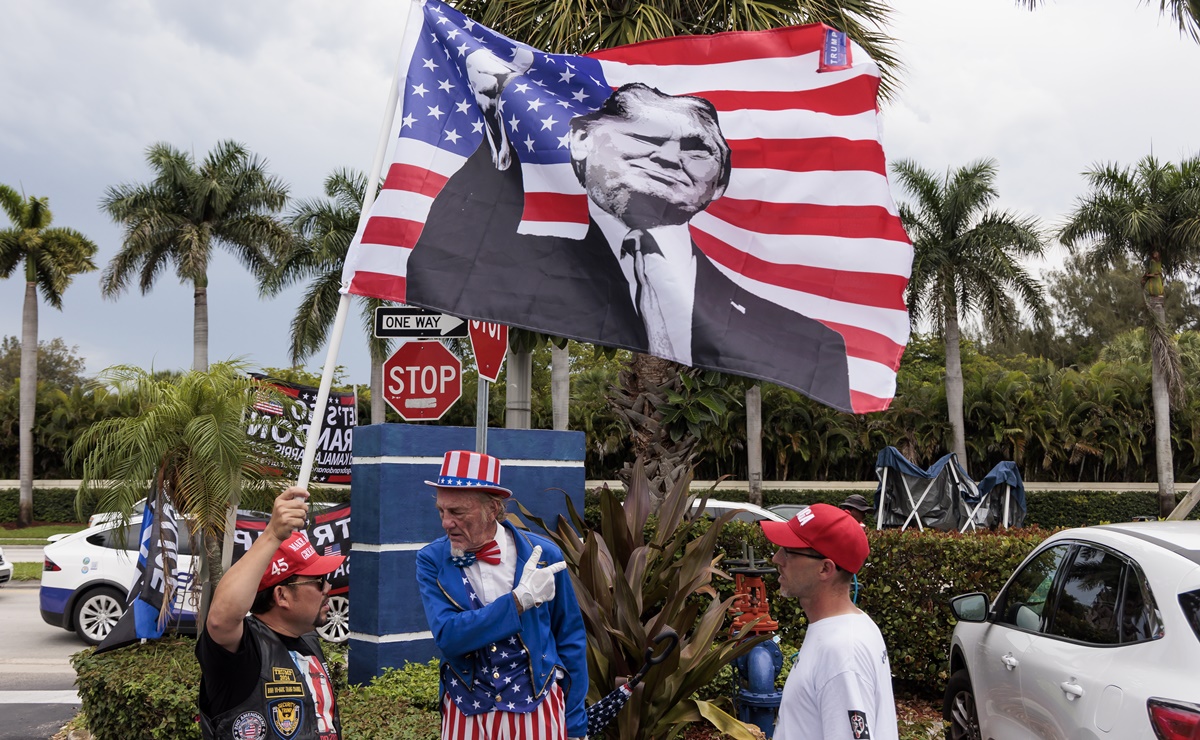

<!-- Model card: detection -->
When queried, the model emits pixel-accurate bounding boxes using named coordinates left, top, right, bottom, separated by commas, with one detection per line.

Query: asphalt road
left=3, top=546, right=46, bottom=563
left=0, top=585, right=84, bottom=739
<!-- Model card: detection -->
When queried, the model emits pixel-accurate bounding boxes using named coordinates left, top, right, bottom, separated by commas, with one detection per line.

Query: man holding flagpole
left=197, top=487, right=345, bottom=740
left=416, top=450, right=589, bottom=740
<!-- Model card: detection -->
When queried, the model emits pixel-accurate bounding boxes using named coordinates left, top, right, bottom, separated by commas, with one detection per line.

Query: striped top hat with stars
left=424, top=450, right=513, bottom=498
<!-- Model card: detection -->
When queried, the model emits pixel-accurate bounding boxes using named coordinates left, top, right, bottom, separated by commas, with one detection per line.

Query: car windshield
left=1180, top=589, right=1200, bottom=644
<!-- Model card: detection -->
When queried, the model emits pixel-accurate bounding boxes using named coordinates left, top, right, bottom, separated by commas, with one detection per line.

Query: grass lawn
left=12, top=562, right=42, bottom=581
left=0, top=522, right=86, bottom=545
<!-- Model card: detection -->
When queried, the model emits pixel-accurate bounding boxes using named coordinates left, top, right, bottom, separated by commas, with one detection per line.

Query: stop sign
left=469, top=320, right=508, bottom=383
left=382, top=341, right=462, bottom=421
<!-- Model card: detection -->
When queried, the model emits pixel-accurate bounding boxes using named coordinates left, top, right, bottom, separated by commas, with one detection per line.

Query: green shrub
left=584, top=486, right=1200, bottom=532
left=0, top=488, right=92, bottom=523
left=348, top=660, right=441, bottom=712
left=337, top=661, right=442, bottom=739
left=72, top=637, right=203, bottom=740
left=708, top=520, right=1050, bottom=695
left=70, top=636, right=440, bottom=740
left=1023, top=489, right=1200, bottom=527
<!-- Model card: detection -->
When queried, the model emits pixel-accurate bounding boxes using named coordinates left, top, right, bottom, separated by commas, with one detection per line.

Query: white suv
left=690, top=499, right=787, bottom=523
left=40, top=515, right=350, bottom=646
left=40, top=517, right=200, bottom=645
left=944, top=522, right=1200, bottom=740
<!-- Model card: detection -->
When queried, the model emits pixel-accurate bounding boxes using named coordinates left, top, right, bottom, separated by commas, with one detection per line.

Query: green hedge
left=1023, top=489, right=1200, bottom=526
left=0, top=488, right=91, bottom=523
left=583, top=486, right=1200, bottom=532
left=71, top=637, right=441, bottom=740
left=709, top=521, right=1050, bottom=695
left=6, top=484, right=1196, bottom=525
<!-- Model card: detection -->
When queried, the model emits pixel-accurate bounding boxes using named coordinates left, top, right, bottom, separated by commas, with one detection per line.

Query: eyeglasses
left=780, top=548, right=827, bottom=561
left=285, top=578, right=328, bottom=589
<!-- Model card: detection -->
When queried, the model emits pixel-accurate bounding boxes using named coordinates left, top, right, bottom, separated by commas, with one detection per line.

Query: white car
left=40, top=516, right=202, bottom=645
left=690, top=499, right=787, bottom=523
left=0, top=546, right=14, bottom=587
left=944, top=521, right=1200, bottom=740
left=40, top=516, right=350, bottom=646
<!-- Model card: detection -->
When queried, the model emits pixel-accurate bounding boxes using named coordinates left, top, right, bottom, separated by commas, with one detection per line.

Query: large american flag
left=341, top=0, right=912, bottom=413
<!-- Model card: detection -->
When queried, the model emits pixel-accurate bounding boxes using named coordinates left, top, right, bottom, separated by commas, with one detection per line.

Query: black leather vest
left=201, top=617, right=342, bottom=740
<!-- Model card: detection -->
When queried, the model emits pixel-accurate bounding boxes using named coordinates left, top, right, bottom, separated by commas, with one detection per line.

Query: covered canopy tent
left=873, top=447, right=1027, bottom=531
left=874, top=447, right=975, bottom=531
left=972, top=461, right=1027, bottom=529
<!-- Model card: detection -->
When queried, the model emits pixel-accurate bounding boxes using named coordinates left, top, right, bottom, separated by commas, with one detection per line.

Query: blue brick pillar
left=347, top=424, right=586, bottom=685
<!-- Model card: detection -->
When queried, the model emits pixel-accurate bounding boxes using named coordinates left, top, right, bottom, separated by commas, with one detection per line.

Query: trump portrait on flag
left=341, top=0, right=913, bottom=414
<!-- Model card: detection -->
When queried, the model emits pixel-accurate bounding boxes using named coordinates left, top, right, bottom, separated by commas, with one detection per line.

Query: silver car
left=944, top=522, right=1200, bottom=739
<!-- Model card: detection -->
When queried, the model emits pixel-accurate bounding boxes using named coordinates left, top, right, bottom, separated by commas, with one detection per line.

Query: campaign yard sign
left=247, top=376, right=356, bottom=484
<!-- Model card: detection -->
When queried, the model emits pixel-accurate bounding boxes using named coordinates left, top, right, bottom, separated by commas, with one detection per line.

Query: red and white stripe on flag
left=589, top=29, right=910, bottom=412
left=341, top=2, right=911, bottom=413
left=440, top=683, right=566, bottom=740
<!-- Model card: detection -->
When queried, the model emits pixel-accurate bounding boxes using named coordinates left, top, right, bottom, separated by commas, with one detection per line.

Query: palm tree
left=892, top=159, right=1049, bottom=474
left=69, top=362, right=293, bottom=626
left=0, top=185, right=98, bottom=527
left=455, top=0, right=903, bottom=94
left=1017, top=0, right=1200, bottom=43
left=100, top=141, right=291, bottom=372
left=1059, top=155, right=1200, bottom=517
left=262, top=168, right=392, bottom=424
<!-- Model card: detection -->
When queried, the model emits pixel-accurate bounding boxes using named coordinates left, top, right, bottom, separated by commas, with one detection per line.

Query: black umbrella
left=586, top=628, right=679, bottom=736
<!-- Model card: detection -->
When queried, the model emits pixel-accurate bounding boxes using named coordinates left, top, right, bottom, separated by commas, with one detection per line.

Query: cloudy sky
left=2, top=0, right=1197, bottom=386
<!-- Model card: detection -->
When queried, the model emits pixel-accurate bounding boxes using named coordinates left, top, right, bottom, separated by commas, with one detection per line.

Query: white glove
left=568, top=736, right=587, bottom=740
left=512, top=545, right=566, bottom=611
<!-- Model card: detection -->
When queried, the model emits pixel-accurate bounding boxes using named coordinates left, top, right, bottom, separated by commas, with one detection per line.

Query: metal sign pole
left=476, top=379, right=489, bottom=453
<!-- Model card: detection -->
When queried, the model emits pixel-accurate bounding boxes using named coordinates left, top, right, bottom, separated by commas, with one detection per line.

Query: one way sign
left=374, top=306, right=468, bottom=339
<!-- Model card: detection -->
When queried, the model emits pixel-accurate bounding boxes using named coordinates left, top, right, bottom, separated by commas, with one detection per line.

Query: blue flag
left=95, top=494, right=181, bottom=653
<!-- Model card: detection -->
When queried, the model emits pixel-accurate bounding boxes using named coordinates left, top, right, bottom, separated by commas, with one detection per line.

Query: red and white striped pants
left=440, top=683, right=566, bottom=740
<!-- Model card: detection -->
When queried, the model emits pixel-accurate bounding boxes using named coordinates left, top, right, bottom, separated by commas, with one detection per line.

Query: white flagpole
left=297, top=9, right=413, bottom=490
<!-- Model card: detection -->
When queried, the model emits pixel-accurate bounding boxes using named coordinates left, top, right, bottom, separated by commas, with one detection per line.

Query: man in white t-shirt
left=760, top=504, right=898, bottom=740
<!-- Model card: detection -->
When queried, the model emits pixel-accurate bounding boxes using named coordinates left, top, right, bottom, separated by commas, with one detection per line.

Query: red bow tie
left=451, top=539, right=501, bottom=568
left=472, top=540, right=501, bottom=565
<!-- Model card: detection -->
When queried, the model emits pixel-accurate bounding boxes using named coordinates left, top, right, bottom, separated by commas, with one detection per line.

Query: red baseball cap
left=759, top=503, right=869, bottom=574
left=257, top=531, right=346, bottom=592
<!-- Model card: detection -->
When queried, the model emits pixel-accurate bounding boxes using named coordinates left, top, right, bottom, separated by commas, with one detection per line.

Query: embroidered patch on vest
left=848, top=709, right=871, bottom=739
left=232, top=710, right=267, bottom=740
left=270, top=699, right=304, bottom=739
left=265, top=681, right=306, bottom=699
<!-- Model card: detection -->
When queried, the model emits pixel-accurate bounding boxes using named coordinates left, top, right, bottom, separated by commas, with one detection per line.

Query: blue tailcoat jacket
left=416, top=522, right=588, bottom=736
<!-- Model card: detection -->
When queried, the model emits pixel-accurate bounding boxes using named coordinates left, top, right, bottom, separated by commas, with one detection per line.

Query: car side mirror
left=950, top=592, right=990, bottom=622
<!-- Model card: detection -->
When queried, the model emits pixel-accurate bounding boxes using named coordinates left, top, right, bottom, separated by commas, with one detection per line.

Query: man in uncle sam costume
left=416, top=450, right=589, bottom=740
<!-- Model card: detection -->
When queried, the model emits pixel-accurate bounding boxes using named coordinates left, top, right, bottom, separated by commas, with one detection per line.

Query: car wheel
left=317, top=595, right=349, bottom=644
left=944, top=669, right=982, bottom=740
left=74, top=586, right=125, bottom=646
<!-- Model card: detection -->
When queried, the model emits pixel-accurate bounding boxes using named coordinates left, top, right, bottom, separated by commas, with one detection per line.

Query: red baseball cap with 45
left=760, top=503, right=870, bottom=574
left=257, top=531, right=345, bottom=592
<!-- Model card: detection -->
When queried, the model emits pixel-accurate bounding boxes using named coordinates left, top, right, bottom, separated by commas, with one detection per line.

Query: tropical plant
left=521, top=460, right=770, bottom=740
left=608, top=366, right=744, bottom=507
left=263, top=168, right=394, bottom=424
left=1017, top=0, right=1200, bottom=43
left=892, top=158, right=1049, bottom=474
left=0, top=335, right=89, bottom=388
left=0, top=185, right=98, bottom=527
left=1059, top=155, right=1200, bottom=516
left=100, top=141, right=291, bottom=372
left=453, top=0, right=902, bottom=95
left=67, top=362, right=295, bottom=625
